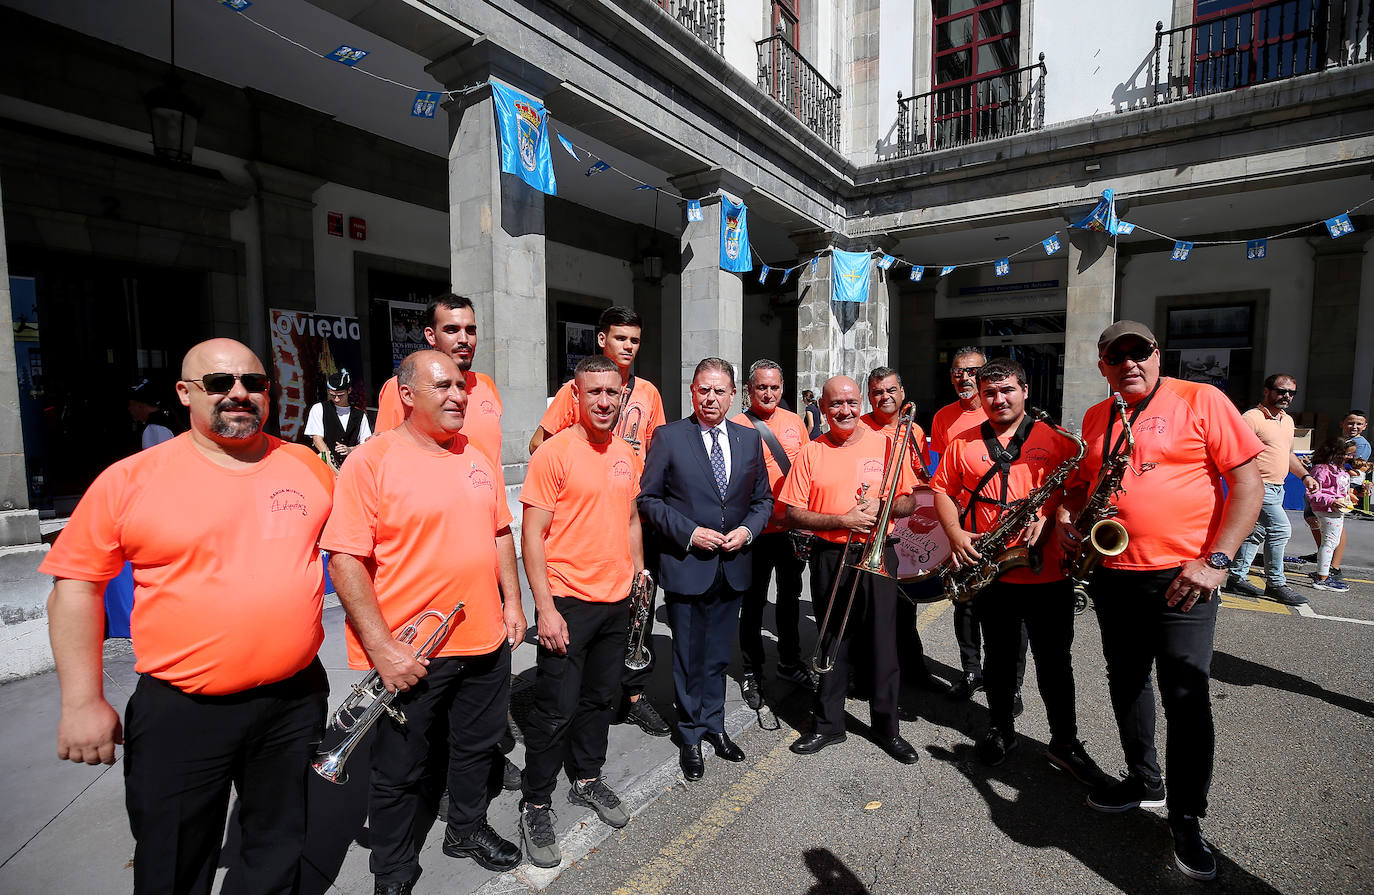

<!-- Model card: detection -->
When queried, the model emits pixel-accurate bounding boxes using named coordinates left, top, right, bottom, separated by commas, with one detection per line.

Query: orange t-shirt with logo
left=520, top=428, right=642, bottom=602
left=931, top=420, right=1073, bottom=584
left=860, top=412, right=930, bottom=476
left=779, top=427, right=917, bottom=544
left=1071, top=377, right=1264, bottom=571
left=375, top=372, right=503, bottom=465
left=39, top=435, right=333, bottom=695
left=731, top=408, right=809, bottom=534
left=320, top=429, right=512, bottom=668
left=930, top=400, right=987, bottom=456
left=540, top=376, right=664, bottom=458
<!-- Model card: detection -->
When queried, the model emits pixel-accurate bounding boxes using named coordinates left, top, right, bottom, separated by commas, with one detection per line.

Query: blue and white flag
left=1246, top=238, right=1267, bottom=260
left=1115, top=220, right=1136, bottom=236
left=491, top=81, right=557, bottom=196
left=995, top=258, right=1010, bottom=278
left=758, top=265, right=771, bottom=284
left=556, top=133, right=578, bottom=160
left=877, top=254, right=895, bottom=270
left=218, top=0, right=251, bottom=10
left=1326, top=213, right=1354, bottom=239
left=831, top=250, right=871, bottom=303
left=940, top=266, right=956, bottom=277
left=1171, top=241, right=1193, bottom=262
left=1071, top=189, right=1118, bottom=233
left=810, top=257, right=819, bottom=275
left=585, top=160, right=610, bottom=177
left=686, top=199, right=703, bottom=222
left=910, top=266, right=924, bottom=282
left=410, top=91, right=441, bottom=119
left=1042, top=234, right=1061, bottom=255
left=327, top=45, right=368, bottom=66
left=633, top=184, right=656, bottom=191
left=780, top=267, right=794, bottom=285
left=719, top=195, right=751, bottom=273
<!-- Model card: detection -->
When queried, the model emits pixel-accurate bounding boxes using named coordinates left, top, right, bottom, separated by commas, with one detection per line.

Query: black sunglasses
left=1268, top=387, right=1296, bottom=397
left=181, top=372, right=272, bottom=394
left=1101, top=343, right=1156, bottom=366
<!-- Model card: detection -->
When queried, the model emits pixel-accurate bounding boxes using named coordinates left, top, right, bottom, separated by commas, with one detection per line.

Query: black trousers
left=953, top=599, right=1028, bottom=684
left=810, top=542, right=900, bottom=740
left=123, top=658, right=328, bottom=895
left=665, top=571, right=743, bottom=745
left=522, top=596, right=631, bottom=805
left=739, top=530, right=806, bottom=673
left=1093, top=567, right=1218, bottom=818
left=978, top=578, right=1077, bottom=739
left=368, top=648, right=510, bottom=884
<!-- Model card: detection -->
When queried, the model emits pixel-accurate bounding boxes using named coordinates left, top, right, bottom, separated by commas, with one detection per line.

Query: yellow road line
left=915, top=599, right=952, bottom=631
left=1219, top=594, right=1292, bottom=614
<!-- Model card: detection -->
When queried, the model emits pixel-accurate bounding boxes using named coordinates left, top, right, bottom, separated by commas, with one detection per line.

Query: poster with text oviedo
left=269, top=309, right=364, bottom=443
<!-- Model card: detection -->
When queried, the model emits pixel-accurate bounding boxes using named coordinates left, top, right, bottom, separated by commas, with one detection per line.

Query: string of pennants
left=217, top=0, right=1368, bottom=300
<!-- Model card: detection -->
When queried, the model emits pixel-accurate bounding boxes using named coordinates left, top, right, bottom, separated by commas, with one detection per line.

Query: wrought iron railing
left=894, top=54, right=1046, bottom=157
left=755, top=33, right=842, bottom=149
left=1151, top=0, right=1372, bottom=104
left=651, top=0, right=724, bottom=55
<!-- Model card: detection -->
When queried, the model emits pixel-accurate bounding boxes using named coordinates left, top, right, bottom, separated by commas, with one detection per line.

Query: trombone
left=810, top=403, right=919, bottom=675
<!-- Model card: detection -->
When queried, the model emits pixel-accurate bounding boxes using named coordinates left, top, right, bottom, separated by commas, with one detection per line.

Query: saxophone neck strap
left=1105, top=378, right=1162, bottom=459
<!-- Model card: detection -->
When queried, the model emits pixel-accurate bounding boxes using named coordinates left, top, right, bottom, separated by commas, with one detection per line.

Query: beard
left=957, top=385, right=977, bottom=400
left=210, top=399, right=263, bottom=439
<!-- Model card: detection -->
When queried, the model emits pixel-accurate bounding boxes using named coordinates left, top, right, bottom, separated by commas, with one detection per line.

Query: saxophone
left=1063, top=393, right=1132, bottom=605
left=937, top=409, right=1086, bottom=604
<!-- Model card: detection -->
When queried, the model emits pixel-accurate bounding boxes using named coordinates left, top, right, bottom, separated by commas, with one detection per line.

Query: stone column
left=246, top=162, right=323, bottom=313
left=669, top=169, right=749, bottom=396
left=1062, top=228, right=1116, bottom=431
left=791, top=231, right=890, bottom=400
left=1306, top=233, right=1369, bottom=437
left=429, top=45, right=551, bottom=470
left=0, top=174, right=39, bottom=543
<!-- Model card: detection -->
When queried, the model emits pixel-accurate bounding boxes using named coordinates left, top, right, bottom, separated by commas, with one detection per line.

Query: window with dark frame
left=931, top=0, right=1021, bottom=144
left=1189, top=0, right=1326, bottom=95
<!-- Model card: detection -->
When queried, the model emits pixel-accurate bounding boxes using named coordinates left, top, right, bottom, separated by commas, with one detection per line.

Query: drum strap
left=960, top=415, right=1035, bottom=533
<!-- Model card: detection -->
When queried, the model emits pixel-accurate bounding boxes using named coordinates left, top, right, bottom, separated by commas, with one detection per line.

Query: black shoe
left=915, top=671, right=952, bottom=694
left=791, top=731, right=846, bottom=755
left=1046, top=739, right=1113, bottom=788
left=975, top=728, right=1018, bottom=766
left=739, top=672, right=763, bottom=711
left=948, top=672, right=983, bottom=700
left=374, top=882, right=413, bottom=895
left=704, top=731, right=746, bottom=762
left=1265, top=583, right=1309, bottom=606
left=1087, top=774, right=1166, bottom=813
left=621, top=697, right=671, bottom=737
left=679, top=742, right=704, bottom=781
left=777, top=661, right=818, bottom=689
left=442, top=822, right=521, bottom=872
left=1170, top=814, right=1218, bottom=881
left=1012, top=690, right=1024, bottom=718
left=1224, top=576, right=1264, bottom=598
left=502, top=756, right=521, bottom=791
left=880, top=735, right=919, bottom=764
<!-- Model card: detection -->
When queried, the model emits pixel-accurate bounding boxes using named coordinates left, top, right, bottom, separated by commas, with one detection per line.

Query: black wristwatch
left=1204, top=552, right=1232, bottom=570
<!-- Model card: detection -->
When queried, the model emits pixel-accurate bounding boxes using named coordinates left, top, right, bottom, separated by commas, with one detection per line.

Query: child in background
left=1307, top=437, right=1357, bottom=592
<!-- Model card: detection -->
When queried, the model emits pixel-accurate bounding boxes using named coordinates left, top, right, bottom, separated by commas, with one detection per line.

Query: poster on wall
left=388, top=300, right=429, bottom=373
left=563, top=321, right=597, bottom=379
left=269, top=309, right=365, bottom=443
left=1176, top=348, right=1231, bottom=390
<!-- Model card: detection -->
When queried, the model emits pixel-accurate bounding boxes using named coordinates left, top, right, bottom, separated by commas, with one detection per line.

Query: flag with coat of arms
left=719, top=194, right=751, bottom=273
left=490, top=81, right=557, bottom=196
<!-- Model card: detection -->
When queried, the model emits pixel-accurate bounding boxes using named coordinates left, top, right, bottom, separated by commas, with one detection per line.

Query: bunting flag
left=780, top=267, right=794, bottom=285
left=410, top=91, right=440, bottom=119
left=490, top=81, right=557, bottom=196
left=1042, top=234, right=1061, bottom=255
left=878, top=254, right=895, bottom=270
left=556, top=133, right=578, bottom=159
left=219, top=0, right=251, bottom=9
left=940, top=266, right=956, bottom=276
left=585, top=160, right=610, bottom=177
left=719, top=194, right=751, bottom=273
left=758, top=264, right=771, bottom=284
left=995, top=258, right=1010, bottom=277
left=1246, top=239, right=1267, bottom=260
left=1071, top=189, right=1118, bottom=233
left=910, top=265, right=924, bottom=281
left=1171, top=241, right=1194, bottom=261
left=327, top=45, right=369, bottom=66
left=1326, top=213, right=1354, bottom=238
left=633, top=184, right=655, bottom=191
left=810, top=257, right=819, bottom=274
left=831, top=250, right=871, bottom=303
left=1115, top=220, right=1136, bottom=235
left=686, top=199, right=703, bottom=222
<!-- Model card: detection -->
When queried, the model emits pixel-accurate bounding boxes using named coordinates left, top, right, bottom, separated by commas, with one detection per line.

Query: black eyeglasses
left=1268, top=387, right=1297, bottom=397
left=181, top=373, right=271, bottom=394
left=1101, top=343, right=1156, bottom=366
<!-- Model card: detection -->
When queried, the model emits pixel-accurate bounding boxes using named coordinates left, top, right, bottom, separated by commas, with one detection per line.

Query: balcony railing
left=1151, top=0, right=1372, bottom=104
left=651, top=0, right=724, bottom=55
left=894, top=54, right=1046, bottom=157
left=756, top=33, right=842, bottom=149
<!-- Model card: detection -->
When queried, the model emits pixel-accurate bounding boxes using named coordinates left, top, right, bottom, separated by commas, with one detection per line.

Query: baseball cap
left=1096, top=320, right=1157, bottom=356
left=129, top=379, right=162, bottom=406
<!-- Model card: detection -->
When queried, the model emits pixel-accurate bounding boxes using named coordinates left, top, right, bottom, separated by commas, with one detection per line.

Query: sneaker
left=1170, top=814, right=1218, bottom=881
left=777, top=662, right=818, bottom=689
left=1330, top=567, right=1345, bottom=582
left=568, top=776, right=630, bottom=829
left=1265, top=583, right=1309, bottom=605
left=502, top=757, right=522, bottom=791
left=740, top=671, right=763, bottom=711
left=1046, top=739, right=1113, bottom=788
left=519, top=802, right=560, bottom=869
left=1087, top=774, right=1166, bottom=813
left=975, top=728, right=1018, bottom=766
left=441, top=822, right=521, bottom=872
left=1012, top=690, right=1024, bottom=719
left=620, top=697, right=671, bottom=737
left=1224, top=576, right=1264, bottom=598
left=1310, top=574, right=1350, bottom=593
left=1283, top=553, right=1313, bottom=565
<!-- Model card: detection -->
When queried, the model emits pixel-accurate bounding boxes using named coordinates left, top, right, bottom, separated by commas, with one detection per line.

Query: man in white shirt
left=305, top=369, right=371, bottom=469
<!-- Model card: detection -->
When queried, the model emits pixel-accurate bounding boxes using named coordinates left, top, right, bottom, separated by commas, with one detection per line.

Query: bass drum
left=894, top=490, right=951, bottom=604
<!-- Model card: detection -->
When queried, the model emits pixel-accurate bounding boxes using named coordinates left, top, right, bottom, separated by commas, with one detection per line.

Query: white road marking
left=1294, top=602, right=1374, bottom=626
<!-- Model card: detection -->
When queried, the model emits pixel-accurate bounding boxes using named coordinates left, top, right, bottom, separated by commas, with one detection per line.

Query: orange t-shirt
left=39, top=435, right=333, bottom=695
left=375, top=372, right=503, bottom=465
left=519, top=428, right=642, bottom=602
left=930, top=400, right=987, bottom=456
left=859, top=412, right=930, bottom=475
left=320, top=429, right=512, bottom=668
left=731, top=408, right=809, bottom=534
left=1070, top=377, right=1264, bottom=571
left=779, top=427, right=917, bottom=544
left=539, top=375, right=664, bottom=458
left=930, top=419, right=1073, bottom=584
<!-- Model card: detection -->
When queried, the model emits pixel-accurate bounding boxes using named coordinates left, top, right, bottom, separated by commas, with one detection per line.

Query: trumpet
left=312, top=602, right=464, bottom=784
left=811, top=403, right=919, bottom=675
left=625, top=570, right=656, bottom=671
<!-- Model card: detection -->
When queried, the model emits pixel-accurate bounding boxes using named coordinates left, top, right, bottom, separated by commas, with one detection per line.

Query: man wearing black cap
left=1056, top=320, right=1263, bottom=883
left=305, top=369, right=371, bottom=470
left=128, top=379, right=180, bottom=451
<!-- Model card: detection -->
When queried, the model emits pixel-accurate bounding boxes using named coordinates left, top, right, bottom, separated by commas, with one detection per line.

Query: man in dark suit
left=639, top=357, right=773, bottom=781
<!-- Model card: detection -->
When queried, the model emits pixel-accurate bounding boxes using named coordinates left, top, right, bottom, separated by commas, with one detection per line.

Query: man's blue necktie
left=709, top=428, right=727, bottom=497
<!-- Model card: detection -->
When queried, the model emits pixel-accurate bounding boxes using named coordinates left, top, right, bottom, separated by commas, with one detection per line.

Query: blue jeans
left=1229, top=482, right=1289, bottom=587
